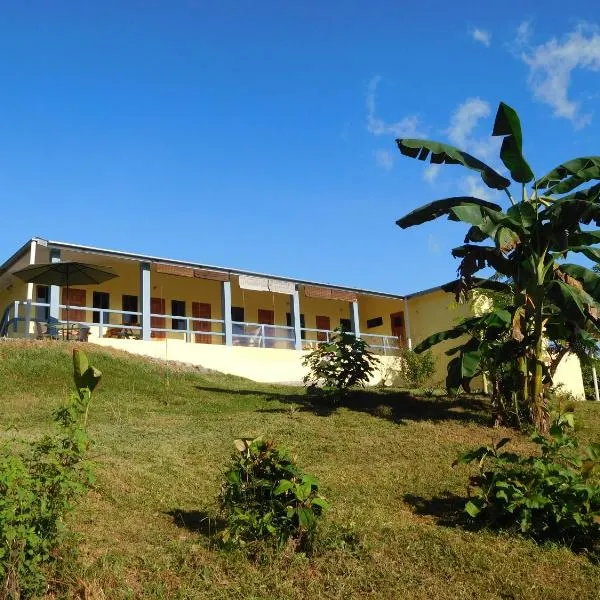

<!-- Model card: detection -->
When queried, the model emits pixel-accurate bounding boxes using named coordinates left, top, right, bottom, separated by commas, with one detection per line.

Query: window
left=171, top=300, right=186, bottom=331
left=93, top=292, right=110, bottom=324
left=231, top=306, right=245, bottom=338
left=367, top=316, right=383, bottom=329
left=340, top=318, right=352, bottom=332
left=231, top=306, right=245, bottom=322
left=285, top=312, right=306, bottom=339
left=122, top=295, right=138, bottom=325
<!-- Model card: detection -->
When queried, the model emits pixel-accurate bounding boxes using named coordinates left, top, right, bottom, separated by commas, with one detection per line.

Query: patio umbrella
left=12, top=261, right=118, bottom=332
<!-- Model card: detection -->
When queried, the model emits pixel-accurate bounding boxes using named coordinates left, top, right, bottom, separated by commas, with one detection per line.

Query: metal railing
left=300, top=328, right=401, bottom=356
left=1, top=299, right=401, bottom=354
left=360, top=333, right=402, bottom=355
left=232, top=322, right=295, bottom=348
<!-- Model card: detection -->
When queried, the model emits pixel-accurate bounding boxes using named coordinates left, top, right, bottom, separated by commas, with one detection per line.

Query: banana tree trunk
left=530, top=297, right=548, bottom=432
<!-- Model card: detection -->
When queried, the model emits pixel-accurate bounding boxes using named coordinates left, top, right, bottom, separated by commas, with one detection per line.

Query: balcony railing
left=1, top=300, right=402, bottom=354
left=232, top=322, right=295, bottom=349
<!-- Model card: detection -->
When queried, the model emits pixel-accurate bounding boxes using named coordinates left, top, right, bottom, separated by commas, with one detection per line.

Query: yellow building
left=0, top=237, right=585, bottom=397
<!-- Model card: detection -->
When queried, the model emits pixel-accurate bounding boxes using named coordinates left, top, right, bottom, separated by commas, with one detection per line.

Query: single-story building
left=0, top=237, right=585, bottom=397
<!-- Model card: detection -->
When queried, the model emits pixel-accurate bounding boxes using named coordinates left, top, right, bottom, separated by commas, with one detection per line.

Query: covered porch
left=0, top=239, right=409, bottom=356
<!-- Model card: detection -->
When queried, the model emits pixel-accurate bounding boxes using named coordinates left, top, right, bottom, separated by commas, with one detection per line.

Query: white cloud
left=423, top=164, right=441, bottom=183
left=375, top=149, right=395, bottom=171
left=366, top=76, right=425, bottom=137
left=461, top=175, right=492, bottom=201
left=515, top=20, right=533, bottom=48
left=471, top=28, right=491, bottom=47
left=445, top=97, right=491, bottom=148
left=428, top=234, right=441, bottom=255
left=520, top=24, right=600, bottom=128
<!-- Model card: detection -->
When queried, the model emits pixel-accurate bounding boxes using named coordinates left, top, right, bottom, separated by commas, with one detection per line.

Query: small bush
left=455, top=413, right=600, bottom=550
left=302, top=327, right=380, bottom=400
left=219, top=438, right=328, bottom=551
left=0, top=350, right=100, bottom=598
left=386, top=348, right=436, bottom=390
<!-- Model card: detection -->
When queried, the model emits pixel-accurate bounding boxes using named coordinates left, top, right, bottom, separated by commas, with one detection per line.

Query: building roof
left=1, top=237, right=408, bottom=300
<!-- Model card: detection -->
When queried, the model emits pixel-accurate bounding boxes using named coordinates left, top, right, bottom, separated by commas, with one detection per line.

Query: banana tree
left=396, top=102, right=600, bottom=431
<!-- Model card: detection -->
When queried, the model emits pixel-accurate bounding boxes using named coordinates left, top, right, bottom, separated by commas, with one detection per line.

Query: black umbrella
left=13, top=261, right=118, bottom=332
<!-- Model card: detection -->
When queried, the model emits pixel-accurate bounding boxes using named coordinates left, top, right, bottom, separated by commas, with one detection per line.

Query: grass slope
left=1, top=341, right=600, bottom=600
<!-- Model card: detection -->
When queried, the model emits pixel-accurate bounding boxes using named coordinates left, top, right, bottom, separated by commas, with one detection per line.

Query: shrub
left=386, top=347, right=436, bottom=390
left=455, top=413, right=600, bottom=550
left=302, top=327, right=380, bottom=399
left=219, top=438, right=328, bottom=551
left=0, top=350, right=100, bottom=598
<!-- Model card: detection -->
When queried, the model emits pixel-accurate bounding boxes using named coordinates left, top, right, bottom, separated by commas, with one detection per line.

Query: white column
left=404, top=298, right=412, bottom=349
left=593, top=364, right=600, bottom=402
left=49, top=248, right=61, bottom=320
left=24, top=240, right=38, bottom=338
left=26, top=240, right=37, bottom=301
left=140, top=262, right=151, bottom=341
left=222, top=280, right=232, bottom=346
left=350, top=300, right=360, bottom=338
left=290, top=289, right=302, bottom=350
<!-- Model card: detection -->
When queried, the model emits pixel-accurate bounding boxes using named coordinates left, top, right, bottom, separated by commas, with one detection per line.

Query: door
left=62, top=288, right=86, bottom=322
left=315, top=315, right=330, bottom=342
left=390, top=312, right=405, bottom=345
left=36, top=285, right=49, bottom=322
left=192, top=302, right=212, bottom=344
left=93, top=291, right=110, bottom=324
left=151, top=297, right=166, bottom=339
left=258, top=309, right=275, bottom=347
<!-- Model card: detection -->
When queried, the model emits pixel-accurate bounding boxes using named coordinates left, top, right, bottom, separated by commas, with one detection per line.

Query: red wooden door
left=151, top=297, right=166, bottom=339
left=192, top=302, right=212, bottom=344
left=258, top=309, right=275, bottom=347
left=62, top=288, right=86, bottom=322
left=315, top=315, right=330, bottom=342
left=390, top=312, right=405, bottom=344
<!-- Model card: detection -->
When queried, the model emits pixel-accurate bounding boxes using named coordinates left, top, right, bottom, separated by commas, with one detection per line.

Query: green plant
left=393, top=347, right=436, bottom=389
left=455, top=413, right=600, bottom=550
left=396, top=101, right=600, bottom=431
left=0, top=349, right=99, bottom=598
left=219, top=438, right=328, bottom=551
left=302, top=327, right=380, bottom=399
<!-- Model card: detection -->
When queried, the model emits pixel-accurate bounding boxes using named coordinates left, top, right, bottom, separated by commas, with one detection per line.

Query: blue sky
left=1, top=1, right=599, bottom=295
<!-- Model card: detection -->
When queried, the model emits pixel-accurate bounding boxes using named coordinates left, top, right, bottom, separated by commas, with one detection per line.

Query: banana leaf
left=492, top=102, right=534, bottom=184
left=396, top=197, right=502, bottom=229
left=560, top=263, right=600, bottom=301
left=397, top=139, right=510, bottom=190
left=536, top=157, right=600, bottom=190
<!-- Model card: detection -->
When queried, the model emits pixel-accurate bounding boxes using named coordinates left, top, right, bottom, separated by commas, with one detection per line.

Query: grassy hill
left=1, top=340, right=600, bottom=599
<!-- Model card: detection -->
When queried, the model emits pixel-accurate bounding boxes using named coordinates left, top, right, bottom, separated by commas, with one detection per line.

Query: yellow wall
left=93, top=337, right=399, bottom=385
left=406, top=289, right=473, bottom=384
left=358, top=294, right=405, bottom=338
left=298, top=290, right=351, bottom=333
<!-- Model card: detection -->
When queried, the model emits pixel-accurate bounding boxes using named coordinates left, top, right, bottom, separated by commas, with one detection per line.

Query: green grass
left=1, top=340, right=600, bottom=599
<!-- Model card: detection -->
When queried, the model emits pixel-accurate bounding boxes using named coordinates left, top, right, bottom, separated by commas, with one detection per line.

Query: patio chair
left=36, top=320, right=59, bottom=340
left=46, top=317, right=60, bottom=340
left=76, top=326, right=90, bottom=342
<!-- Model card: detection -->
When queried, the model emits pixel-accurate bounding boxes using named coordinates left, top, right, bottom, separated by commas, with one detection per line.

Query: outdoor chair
left=46, top=317, right=60, bottom=340
left=76, top=326, right=90, bottom=342
left=35, top=320, right=58, bottom=341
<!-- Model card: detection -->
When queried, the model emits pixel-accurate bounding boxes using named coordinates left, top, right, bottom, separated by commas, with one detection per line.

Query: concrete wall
left=92, top=336, right=398, bottom=385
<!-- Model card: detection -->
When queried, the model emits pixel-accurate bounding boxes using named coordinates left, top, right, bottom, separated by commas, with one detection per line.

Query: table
left=47, top=323, right=84, bottom=341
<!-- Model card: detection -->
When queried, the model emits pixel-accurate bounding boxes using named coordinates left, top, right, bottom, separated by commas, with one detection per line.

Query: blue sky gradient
left=1, top=1, right=599, bottom=294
